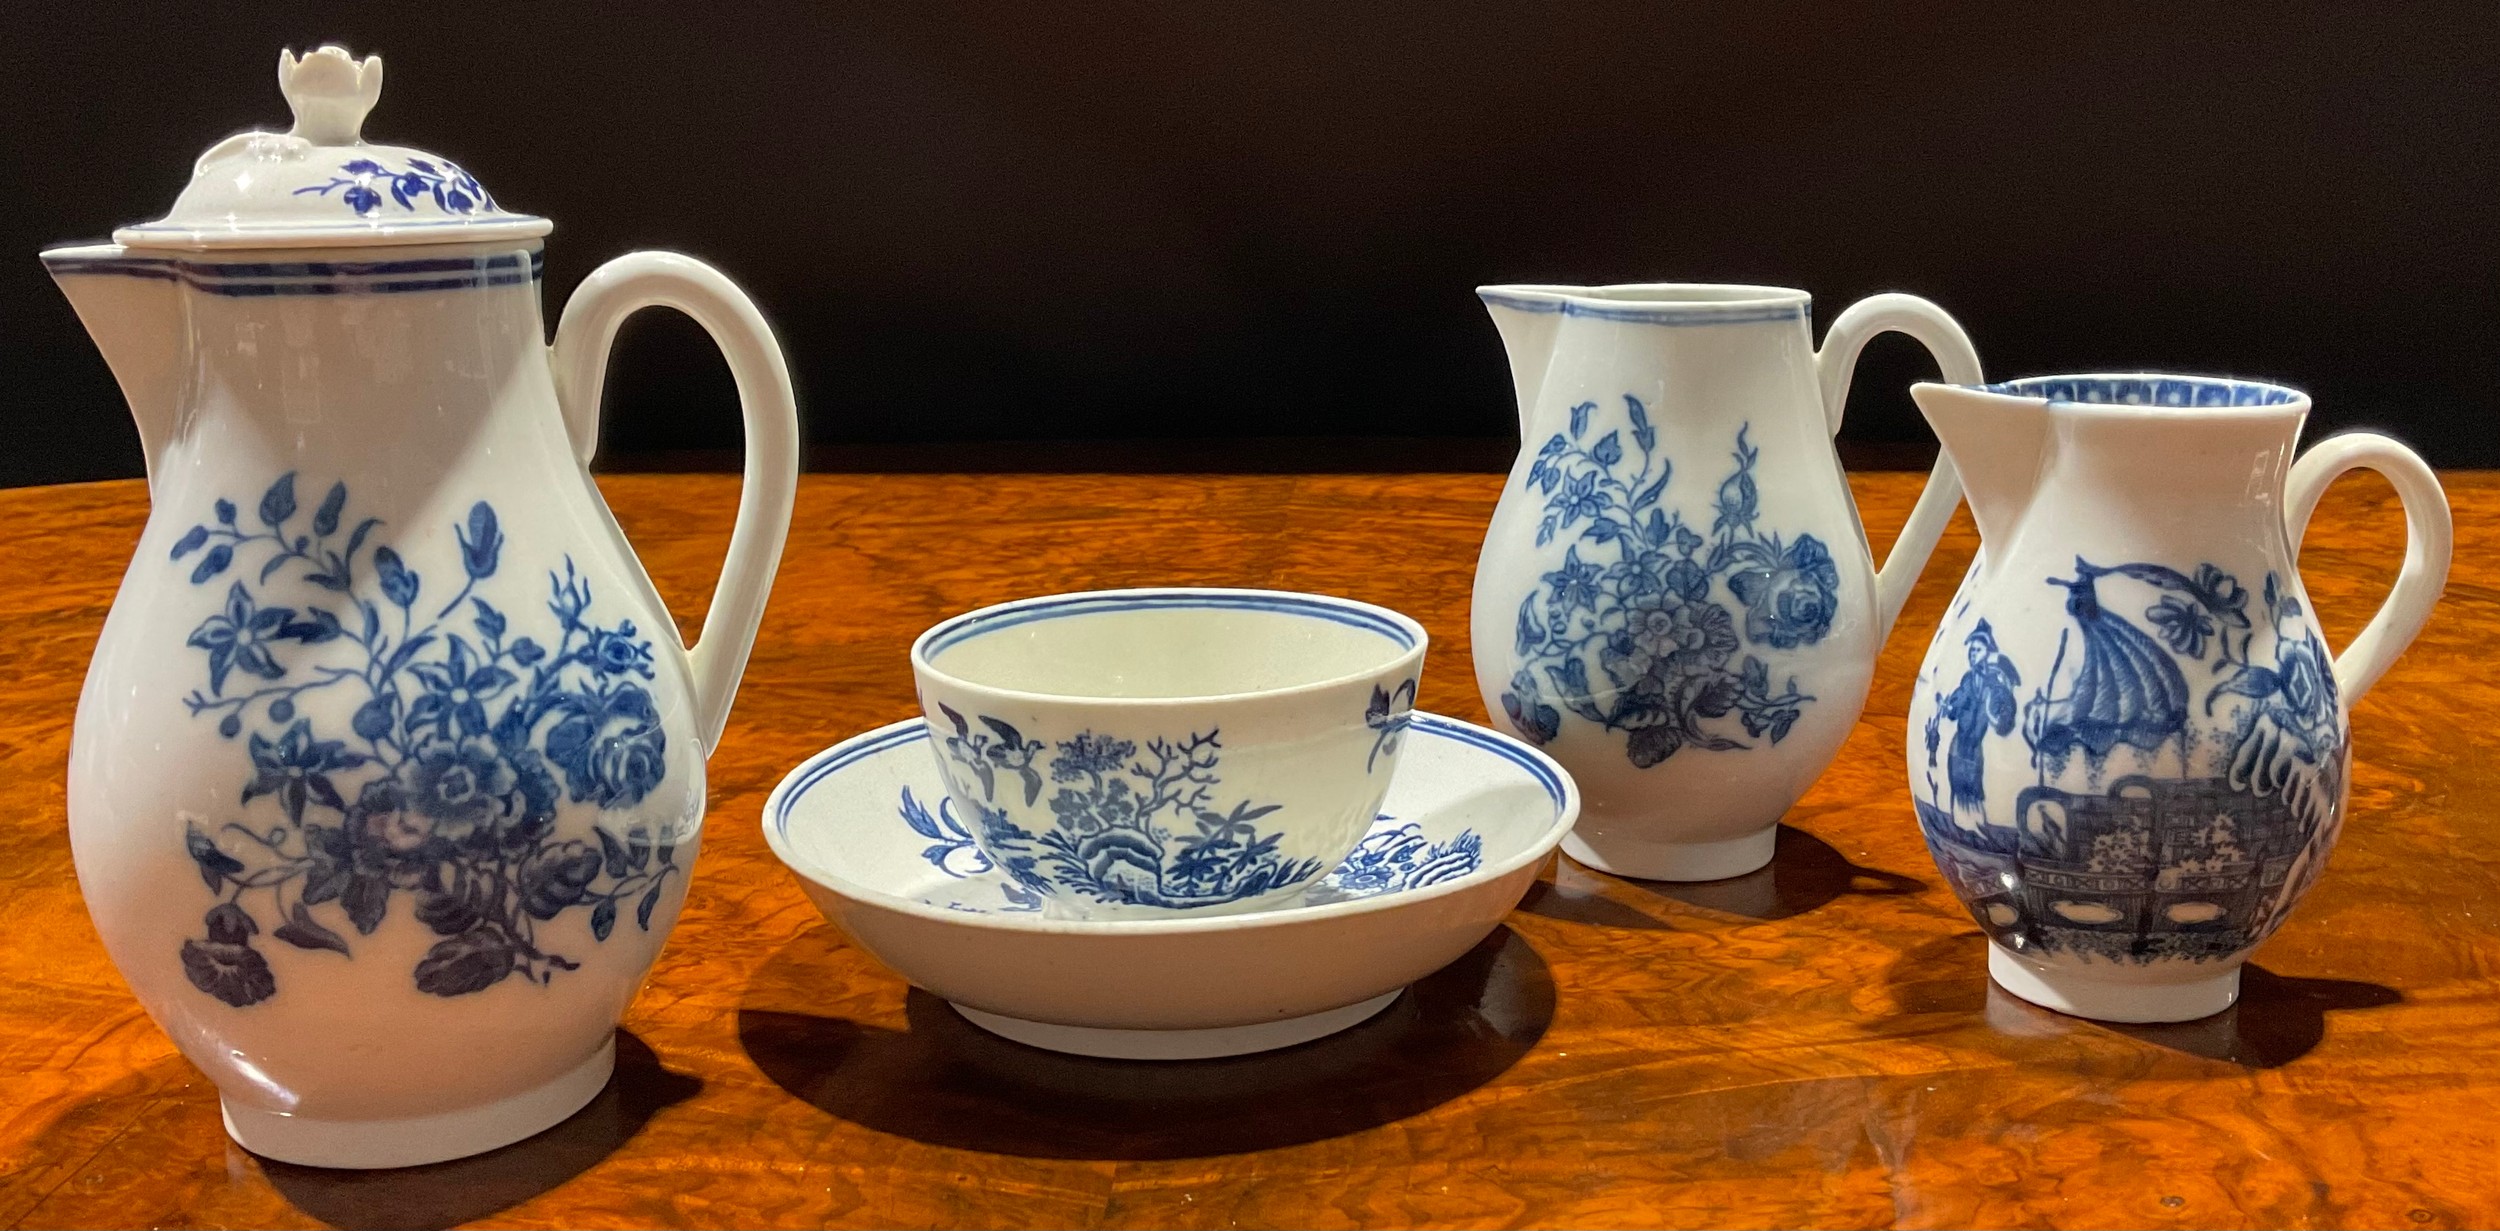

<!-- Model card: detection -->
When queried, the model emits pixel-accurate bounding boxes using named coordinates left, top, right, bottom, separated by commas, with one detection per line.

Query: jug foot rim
left=221, top=1036, right=615, bottom=1169
left=1562, top=826, right=1777, bottom=882
left=950, top=989, right=1402, bottom=1059
left=1987, top=944, right=2242, bottom=1023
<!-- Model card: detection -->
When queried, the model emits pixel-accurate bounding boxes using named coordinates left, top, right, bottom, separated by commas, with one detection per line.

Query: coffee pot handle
left=550, top=252, right=801, bottom=754
left=2283, top=432, right=2452, bottom=707
left=1812, top=294, right=1985, bottom=641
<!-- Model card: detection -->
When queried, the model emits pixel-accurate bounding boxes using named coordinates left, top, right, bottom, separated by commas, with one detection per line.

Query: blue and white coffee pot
left=44, top=46, right=798, bottom=1166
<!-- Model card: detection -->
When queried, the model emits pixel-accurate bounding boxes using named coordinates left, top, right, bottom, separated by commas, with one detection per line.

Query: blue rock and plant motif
left=900, top=787, right=1480, bottom=913
left=930, top=707, right=1327, bottom=909
left=1302, top=822, right=1483, bottom=904
left=295, top=156, right=495, bottom=216
left=1500, top=403, right=1827, bottom=767
left=169, top=474, right=677, bottom=1008
left=1918, top=559, right=2345, bottom=963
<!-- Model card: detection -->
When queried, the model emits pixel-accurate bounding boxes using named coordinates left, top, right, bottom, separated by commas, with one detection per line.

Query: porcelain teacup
left=909, top=588, right=1428, bottom=921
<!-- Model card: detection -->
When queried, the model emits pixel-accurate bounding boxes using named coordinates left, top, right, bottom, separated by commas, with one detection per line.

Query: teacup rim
left=910, top=586, right=1429, bottom=709
left=760, top=711, right=1579, bottom=935
left=1926, top=373, right=2312, bottom=414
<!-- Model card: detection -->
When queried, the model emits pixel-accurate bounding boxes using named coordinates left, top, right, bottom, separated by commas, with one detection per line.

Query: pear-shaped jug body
left=1469, top=285, right=1981, bottom=881
left=55, top=242, right=702, bottom=1166
left=1906, top=375, right=2450, bottom=1023
left=48, top=46, right=798, bottom=1169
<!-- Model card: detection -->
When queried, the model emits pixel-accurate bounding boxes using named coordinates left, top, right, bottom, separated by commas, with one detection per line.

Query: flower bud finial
left=279, top=45, right=383, bottom=146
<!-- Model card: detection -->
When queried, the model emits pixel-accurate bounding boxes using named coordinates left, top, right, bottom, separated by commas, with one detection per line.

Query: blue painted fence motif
left=171, top=474, right=675, bottom=1007
left=1919, top=561, right=2344, bottom=962
left=1501, top=405, right=1829, bottom=767
left=900, top=786, right=1480, bottom=913
left=931, top=707, right=1328, bottom=909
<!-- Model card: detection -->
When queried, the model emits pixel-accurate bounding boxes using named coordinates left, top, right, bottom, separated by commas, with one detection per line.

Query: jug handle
left=1812, top=293, right=1984, bottom=641
left=550, top=252, right=800, bottom=755
left=2282, top=431, right=2452, bottom=707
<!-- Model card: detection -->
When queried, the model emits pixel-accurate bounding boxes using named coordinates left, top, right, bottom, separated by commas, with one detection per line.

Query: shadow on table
left=257, top=1029, right=700, bottom=1231
left=1517, top=823, right=1927, bottom=928
left=2089, top=965, right=2402, bottom=1068
left=739, top=926, right=1552, bottom=1160
left=1511, top=863, right=1679, bottom=931
left=1890, top=930, right=2401, bottom=1069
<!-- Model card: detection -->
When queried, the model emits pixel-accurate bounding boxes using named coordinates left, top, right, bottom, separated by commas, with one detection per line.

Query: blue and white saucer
left=763, top=711, right=1577, bottom=1058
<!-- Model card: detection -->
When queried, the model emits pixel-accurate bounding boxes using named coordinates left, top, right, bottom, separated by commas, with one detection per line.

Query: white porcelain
left=1907, top=376, right=2451, bottom=1023
left=763, top=712, right=1577, bottom=1057
left=47, top=47, right=799, bottom=1168
left=910, top=588, right=1429, bottom=921
left=118, top=45, right=550, bottom=249
left=1471, top=284, right=1983, bottom=881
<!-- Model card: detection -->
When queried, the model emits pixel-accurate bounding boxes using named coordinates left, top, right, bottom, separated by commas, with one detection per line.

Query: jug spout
left=1477, top=286, right=1564, bottom=435
left=43, top=245, right=182, bottom=487
left=1910, top=382, right=2048, bottom=550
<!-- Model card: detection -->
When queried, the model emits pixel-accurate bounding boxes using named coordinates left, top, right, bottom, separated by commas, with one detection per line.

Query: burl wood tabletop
left=0, top=470, right=2491, bottom=1230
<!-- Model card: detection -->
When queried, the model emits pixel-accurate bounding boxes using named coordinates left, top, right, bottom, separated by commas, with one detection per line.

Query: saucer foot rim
left=1987, top=945, right=2242, bottom=1023
left=221, top=1038, right=615, bottom=1169
left=1562, top=826, right=1776, bottom=882
left=950, top=990, right=1403, bottom=1059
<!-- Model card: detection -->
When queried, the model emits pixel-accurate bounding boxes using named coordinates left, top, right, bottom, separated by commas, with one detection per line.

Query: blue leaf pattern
left=906, top=793, right=1480, bottom=913
left=935, top=723, right=1325, bottom=909
left=1500, top=412, right=1825, bottom=766
left=293, top=157, right=497, bottom=217
left=168, top=478, right=675, bottom=1007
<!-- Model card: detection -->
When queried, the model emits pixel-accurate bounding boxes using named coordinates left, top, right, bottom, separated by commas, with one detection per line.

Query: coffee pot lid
left=114, top=45, right=551, bottom=250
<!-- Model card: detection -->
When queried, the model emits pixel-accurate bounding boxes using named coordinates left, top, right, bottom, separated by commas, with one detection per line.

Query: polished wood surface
left=0, top=470, right=2492, bottom=1230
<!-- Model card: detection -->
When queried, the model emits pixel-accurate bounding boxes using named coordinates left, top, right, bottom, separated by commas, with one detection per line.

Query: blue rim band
left=44, top=250, right=545, bottom=297
left=771, top=713, right=1565, bottom=840
left=1979, top=375, right=2300, bottom=408
left=1477, top=290, right=1808, bottom=327
left=921, top=591, right=1419, bottom=660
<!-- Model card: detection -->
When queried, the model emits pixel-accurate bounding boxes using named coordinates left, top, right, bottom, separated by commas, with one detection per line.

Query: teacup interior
left=928, top=600, right=1411, bottom=699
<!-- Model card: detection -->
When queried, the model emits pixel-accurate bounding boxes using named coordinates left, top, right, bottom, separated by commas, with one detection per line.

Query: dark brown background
left=2, top=0, right=2494, bottom=486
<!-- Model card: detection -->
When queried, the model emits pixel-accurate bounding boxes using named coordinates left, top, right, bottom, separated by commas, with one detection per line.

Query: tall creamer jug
left=1908, top=376, right=2450, bottom=1023
left=45, top=47, right=799, bottom=1166
left=1472, top=285, right=1981, bottom=881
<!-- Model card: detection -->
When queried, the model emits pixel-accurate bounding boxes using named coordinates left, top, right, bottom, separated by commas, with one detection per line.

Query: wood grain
left=0, top=469, right=2491, bottom=1230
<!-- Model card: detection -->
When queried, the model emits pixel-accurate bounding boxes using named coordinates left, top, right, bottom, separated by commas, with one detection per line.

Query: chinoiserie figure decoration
left=1906, top=376, right=2450, bottom=1023
left=1925, top=620, right=2021, bottom=818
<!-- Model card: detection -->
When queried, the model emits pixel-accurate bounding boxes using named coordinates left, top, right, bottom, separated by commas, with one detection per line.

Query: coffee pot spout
left=1909, top=381, right=2048, bottom=552
left=43, top=246, right=182, bottom=489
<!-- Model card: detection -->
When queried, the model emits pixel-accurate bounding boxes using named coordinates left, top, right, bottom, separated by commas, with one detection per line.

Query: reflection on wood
left=0, top=471, right=2489, bottom=1228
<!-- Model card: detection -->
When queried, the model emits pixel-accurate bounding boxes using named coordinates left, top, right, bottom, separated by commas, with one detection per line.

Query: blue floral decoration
left=901, top=790, right=1480, bottom=914
left=898, top=787, right=1043, bottom=912
left=169, top=474, right=676, bottom=1007
left=932, top=707, right=1326, bottom=909
left=1728, top=534, right=1841, bottom=649
left=294, top=156, right=496, bottom=217
left=1365, top=678, right=1417, bottom=772
left=1309, top=822, right=1482, bottom=901
left=1501, top=407, right=1825, bottom=767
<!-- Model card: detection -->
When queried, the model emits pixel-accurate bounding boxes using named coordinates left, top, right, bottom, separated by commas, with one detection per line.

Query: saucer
left=763, top=711, right=1577, bottom=1058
